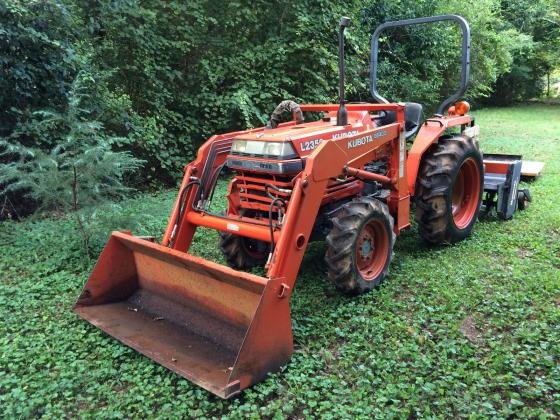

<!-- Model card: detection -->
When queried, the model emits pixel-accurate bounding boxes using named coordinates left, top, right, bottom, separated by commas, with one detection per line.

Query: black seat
left=378, top=102, right=423, bottom=139
left=403, top=102, right=423, bottom=139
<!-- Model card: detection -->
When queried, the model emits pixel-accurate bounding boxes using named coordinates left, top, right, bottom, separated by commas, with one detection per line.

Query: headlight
left=231, top=140, right=247, bottom=153
left=263, top=142, right=284, bottom=156
left=230, top=140, right=297, bottom=159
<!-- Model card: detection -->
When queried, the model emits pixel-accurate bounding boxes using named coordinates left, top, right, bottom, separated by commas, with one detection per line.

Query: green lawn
left=1, top=105, right=559, bottom=418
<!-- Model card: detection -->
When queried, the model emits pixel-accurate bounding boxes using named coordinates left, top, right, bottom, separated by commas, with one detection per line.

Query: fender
left=406, top=114, right=473, bottom=195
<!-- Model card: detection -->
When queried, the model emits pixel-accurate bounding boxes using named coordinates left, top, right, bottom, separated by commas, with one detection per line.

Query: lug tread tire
left=415, top=135, right=483, bottom=245
left=325, top=197, right=395, bottom=295
left=219, top=232, right=268, bottom=270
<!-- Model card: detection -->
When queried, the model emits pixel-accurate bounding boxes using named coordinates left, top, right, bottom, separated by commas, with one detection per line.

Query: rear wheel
left=219, top=233, right=269, bottom=270
left=415, top=135, right=483, bottom=244
left=325, top=197, right=395, bottom=295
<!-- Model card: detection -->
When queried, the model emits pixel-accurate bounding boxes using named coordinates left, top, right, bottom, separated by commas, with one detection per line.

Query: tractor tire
left=219, top=233, right=269, bottom=270
left=517, top=188, right=531, bottom=211
left=415, top=135, right=483, bottom=244
left=325, top=197, right=395, bottom=295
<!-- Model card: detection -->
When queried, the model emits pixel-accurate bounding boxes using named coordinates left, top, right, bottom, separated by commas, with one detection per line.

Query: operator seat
left=378, top=102, right=423, bottom=139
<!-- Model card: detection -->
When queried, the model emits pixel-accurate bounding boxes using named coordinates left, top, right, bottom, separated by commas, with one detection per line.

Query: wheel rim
left=451, top=157, right=481, bottom=229
left=355, top=220, right=389, bottom=281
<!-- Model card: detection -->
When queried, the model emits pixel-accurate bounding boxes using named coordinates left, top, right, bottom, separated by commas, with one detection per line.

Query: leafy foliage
left=83, top=0, right=534, bottom=166
left=0, top=0, right=79, bottom=141
left=1, top=105, right=559, bottom=417
left=0, top=73, right=144, bottom=255
left=2, top=80, right=140, bottom=207
left=1, top=0, right=558, bottom=198
left=0, top=0, right=145, bottom=216
left=490, top=0, right=560, bottom=104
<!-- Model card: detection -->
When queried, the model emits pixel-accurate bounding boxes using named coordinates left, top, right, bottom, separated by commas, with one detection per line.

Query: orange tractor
left=74, top=15, right=530, bottom=397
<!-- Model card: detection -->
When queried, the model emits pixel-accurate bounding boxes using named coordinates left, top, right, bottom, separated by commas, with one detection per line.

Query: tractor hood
left=232, top=110, right=374, bottom=159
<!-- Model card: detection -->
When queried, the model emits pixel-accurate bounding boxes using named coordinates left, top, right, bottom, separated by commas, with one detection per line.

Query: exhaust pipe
left=336, top=16, right=351, bottom=126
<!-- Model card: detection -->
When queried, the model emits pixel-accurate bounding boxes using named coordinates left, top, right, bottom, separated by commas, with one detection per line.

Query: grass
left=1, top=104, right=559, bottom=418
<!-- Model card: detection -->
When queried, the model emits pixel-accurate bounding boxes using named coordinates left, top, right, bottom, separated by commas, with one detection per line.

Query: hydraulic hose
left=268, top=197, right=286, bottom=253
left=169, top=179, right=203, bottom=247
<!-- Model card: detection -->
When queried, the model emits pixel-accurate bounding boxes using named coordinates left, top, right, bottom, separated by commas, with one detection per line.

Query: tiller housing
left=74, top=15, right=533, bottom=397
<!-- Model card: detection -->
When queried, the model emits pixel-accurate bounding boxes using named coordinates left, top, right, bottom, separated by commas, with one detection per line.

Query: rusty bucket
left=74, top=231, right=293, bottom=398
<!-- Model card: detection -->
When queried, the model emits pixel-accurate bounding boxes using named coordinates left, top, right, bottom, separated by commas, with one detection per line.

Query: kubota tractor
left=74, top=15, right=530, bottom=398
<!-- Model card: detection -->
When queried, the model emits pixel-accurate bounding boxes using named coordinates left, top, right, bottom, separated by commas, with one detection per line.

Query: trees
left=79, top=0, right=527, bottom=168
left=0, top=1, right=79, bottom=145
left=0, top=0, right=143, bottom=220
left=0, top=72, right=144, bottom=254
left=490, top=0, right=560, bottom=104
left=359, top=0, right=518, bottom=110
left=1, top=0, right=558, bottom=204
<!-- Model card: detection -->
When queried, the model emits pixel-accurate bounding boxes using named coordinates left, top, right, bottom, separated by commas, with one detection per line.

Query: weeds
left=1, top=105, right=559, bottom=417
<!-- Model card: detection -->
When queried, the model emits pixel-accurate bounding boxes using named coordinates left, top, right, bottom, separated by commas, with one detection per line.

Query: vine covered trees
left=1, top=0, right=558, bottom=215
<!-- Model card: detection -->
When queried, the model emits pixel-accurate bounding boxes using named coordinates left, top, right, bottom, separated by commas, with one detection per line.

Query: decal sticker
left=346, top=130, right=387, bottom=149
left=332, top=130, right=358, bottom=140
left=510, top=179, right=518, bottom=207
left=226, top=223, right=240, bottom=232
left=300, top=139, right=322, bottom=152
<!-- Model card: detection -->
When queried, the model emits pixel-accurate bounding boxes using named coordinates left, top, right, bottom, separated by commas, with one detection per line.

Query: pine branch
left=72, top=164, right=91, bottom=260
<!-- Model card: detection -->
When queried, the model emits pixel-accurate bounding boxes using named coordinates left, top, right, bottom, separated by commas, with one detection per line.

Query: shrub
left=0, top=74, right=144, bottom=256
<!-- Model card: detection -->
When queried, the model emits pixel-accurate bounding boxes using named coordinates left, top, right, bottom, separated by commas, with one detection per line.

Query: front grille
left=234, top=172, right=293, bottom=214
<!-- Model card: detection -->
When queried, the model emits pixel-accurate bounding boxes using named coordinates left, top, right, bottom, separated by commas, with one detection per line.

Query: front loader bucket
left=74, top=231, right=293, bottom=398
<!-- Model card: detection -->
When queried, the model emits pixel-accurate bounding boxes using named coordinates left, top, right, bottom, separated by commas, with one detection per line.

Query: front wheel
left=415, top=135, right=483, bottom=244
left=219, top=233, right=269, bottom=270
left=325, top=197, right=395, bottom=295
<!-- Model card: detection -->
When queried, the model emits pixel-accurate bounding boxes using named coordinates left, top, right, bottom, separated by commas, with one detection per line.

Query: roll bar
left=370, top=15, right=470, bottom=115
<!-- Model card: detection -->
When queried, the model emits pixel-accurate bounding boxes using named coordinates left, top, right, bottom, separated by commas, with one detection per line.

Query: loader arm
left=166, top=103, right=407, bottom=289
left=74, top=104, right=407, bottom=398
